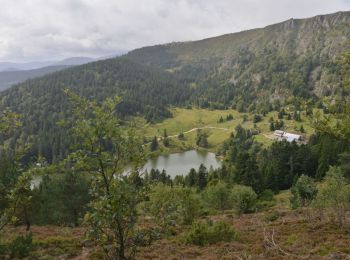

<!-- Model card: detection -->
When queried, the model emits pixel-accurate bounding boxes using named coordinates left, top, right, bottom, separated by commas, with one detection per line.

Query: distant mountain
left=0, top=57, right=96, bottom=91
left=0, top=65, right=71, bottom=91
left=0, top=61, right=54, bottom=71
left=52, top=57, right=95, bottom=66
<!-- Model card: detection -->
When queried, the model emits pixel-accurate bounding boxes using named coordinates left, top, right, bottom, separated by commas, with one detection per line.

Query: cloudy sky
left=0, top=0, right=349, bottom=62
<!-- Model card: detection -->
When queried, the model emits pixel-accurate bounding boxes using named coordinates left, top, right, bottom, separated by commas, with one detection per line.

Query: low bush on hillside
left=8, top=232, right=33, bottom=259
left=230, top=185, right=257, bottom=215
left=184, top=221, right=238, bottom=246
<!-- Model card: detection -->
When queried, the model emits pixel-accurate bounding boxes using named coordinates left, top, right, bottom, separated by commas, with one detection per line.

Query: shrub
left=290, top=175, right=317, bottom=209
left=253, top=114, right=262, bottom=123
left=145, top=184, right=201, bottom=230
left=0, top=244, right=7, bottom=256
left=313, top=167, right=350, bottom=226
left=9, top=232, right=33, bottom=258
left=264, top=211, right=279, bottom=222
left=184, top=221, right=238, bottom=246
left=259, top=189, right=275, bottom=201
left=230, top=185, right=257, bottom=215
left=204, top=181, right=231, bottom=211
left=257, top=189, right=276, bottom=209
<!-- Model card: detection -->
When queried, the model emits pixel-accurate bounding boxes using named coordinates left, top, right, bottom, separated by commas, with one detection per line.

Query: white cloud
left=0, top=0, right=349, bottom=61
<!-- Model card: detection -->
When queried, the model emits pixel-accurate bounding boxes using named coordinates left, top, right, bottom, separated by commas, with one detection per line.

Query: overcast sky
left=0, top=0, right=349, bottom=62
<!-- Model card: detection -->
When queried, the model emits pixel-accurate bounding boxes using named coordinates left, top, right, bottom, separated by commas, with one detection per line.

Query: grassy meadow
left=132, top=107, right=315, bottom=154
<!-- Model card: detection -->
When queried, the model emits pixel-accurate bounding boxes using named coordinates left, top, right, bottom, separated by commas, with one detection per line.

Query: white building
left=274, top=130, right=302, bottom=143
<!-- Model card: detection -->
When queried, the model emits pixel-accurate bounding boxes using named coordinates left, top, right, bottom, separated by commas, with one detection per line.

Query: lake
left=141, top=150, right=221, bottom=177
left=31, top=150, right=222, bottom=187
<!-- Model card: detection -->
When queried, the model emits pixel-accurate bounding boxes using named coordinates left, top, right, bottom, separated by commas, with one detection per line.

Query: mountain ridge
left=125, top=10, right=350, bottom=110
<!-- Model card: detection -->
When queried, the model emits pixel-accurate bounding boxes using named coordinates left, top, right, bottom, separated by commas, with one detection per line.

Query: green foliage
left=313, top=166, right=350, bottom=226
left=230, top=185, right=257, bottom=215
left=144, top=169, right=172, bottom=185
left=85, top=178, right=145, bottom=259
left=63, top=92, right=147, bottom=259
left=203, top=181, right=231, bottom=211
left=9, top=232, right=33, bottom=259
left=145, top=184, right=201, bottom=230
left=290, top=175, right=317, bottom=209
left=0, top=109, right=21, bottom=136
left=196, top=130, right=209, bottom=148
left=162, top=137, right=170, bottom=147
left=177, top=132, right=185, bottom=140
left=197, top=164, right=208, bottom=190
left=253, top=114, right=262, bottom=123
left=150, top=136, right=158, bottom=151
left=0, top=171, right=32, bottom=233
left=259, top=189, right=275, bottom=202
left=184, top=221, right=238, bottom=246
left=226, top=114, right=234, bottom=121
left=31, top=171, right=90, bottom=225
left=264, top=211, right=279, bottom=222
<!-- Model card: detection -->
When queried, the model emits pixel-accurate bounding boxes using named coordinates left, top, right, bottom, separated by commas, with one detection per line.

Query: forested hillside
left=127, top=11, right=350, bottom=111
left=0, top=58, right=189, bottom=163
left=1, top=11, right=350, bottom=163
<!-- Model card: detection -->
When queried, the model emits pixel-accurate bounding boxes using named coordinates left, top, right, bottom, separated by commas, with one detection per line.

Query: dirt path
left=166, top=126, right=231, bottom=138
left=145, top=126, right=231, bottom=139
left=144, top=125, right=231, bottom=145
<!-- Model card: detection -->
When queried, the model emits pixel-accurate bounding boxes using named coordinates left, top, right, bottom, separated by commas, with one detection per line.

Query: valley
left=1, top=9, right=350, bottom=260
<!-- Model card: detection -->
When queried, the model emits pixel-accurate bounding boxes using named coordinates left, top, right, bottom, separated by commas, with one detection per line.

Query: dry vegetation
left=3, top=191, right=350, bottom=260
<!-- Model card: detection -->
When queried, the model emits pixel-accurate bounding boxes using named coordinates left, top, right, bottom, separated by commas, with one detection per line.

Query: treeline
left=1, top=126, right=347, bottom=228
left=218, top=125, right=349, bottom=193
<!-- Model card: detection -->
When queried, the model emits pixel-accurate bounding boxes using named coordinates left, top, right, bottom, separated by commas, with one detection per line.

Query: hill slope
left=0, top=58, right=188, bottom=162
left=126, top=11, right=350, bottom=111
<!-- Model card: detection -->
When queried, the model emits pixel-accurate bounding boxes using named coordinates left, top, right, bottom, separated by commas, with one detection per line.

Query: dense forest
left=0, top=58, right=190, bottom=163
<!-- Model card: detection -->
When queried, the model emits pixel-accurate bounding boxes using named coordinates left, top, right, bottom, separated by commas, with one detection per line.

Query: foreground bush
left=290, top=175, right=317, bottom=209
left=145, top=184, right=201, bottom=230
left=203, top=181, right=231, bottom=211
left=230, top=185, right=257, bottom=214
left=313, top=166, right=350, bottom=226
left=9, top=232, right=33, bottom=258
left=184, top=221, right=238, bottom=246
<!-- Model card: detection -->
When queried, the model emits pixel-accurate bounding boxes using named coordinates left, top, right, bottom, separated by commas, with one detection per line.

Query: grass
left=132, top=107, right=315, bottom=154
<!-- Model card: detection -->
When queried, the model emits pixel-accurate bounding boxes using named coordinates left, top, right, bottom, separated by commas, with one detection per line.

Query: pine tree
left=185, top=169, right=197, bottom=187
left=178, top=132, right=185, bottom=140
left=197, top=164, right=208, bottom=190
left=150, top=136, right=158, bottom=151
